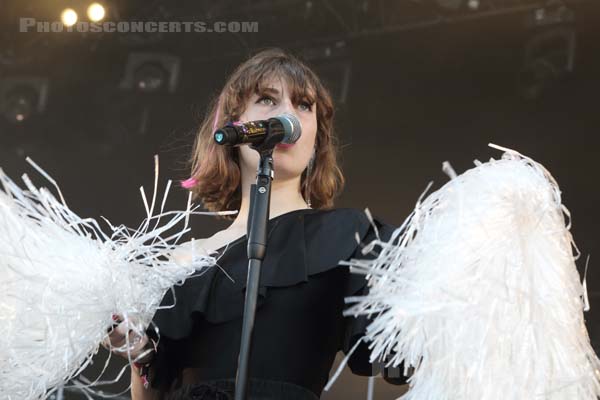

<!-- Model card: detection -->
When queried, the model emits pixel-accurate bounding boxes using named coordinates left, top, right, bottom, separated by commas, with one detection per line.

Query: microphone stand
left=234, top=143, right=275, bottom=400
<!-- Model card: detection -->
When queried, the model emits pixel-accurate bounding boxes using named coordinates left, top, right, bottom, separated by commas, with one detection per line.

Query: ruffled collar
left=212, top=207, right=372, bottom=288
left=153, top=208, right=375, bottom=338
left=210, top=207, right=316, bottom=259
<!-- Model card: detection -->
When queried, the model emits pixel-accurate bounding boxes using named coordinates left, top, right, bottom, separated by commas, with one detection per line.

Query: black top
left=148, top=208, right=407, bottom=398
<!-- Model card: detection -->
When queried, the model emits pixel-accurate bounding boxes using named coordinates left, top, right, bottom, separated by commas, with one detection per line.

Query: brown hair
left=186, top=48, right=344, bottom=218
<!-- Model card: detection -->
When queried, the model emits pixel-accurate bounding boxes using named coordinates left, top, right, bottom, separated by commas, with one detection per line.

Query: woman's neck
left=228, top=174, right=310, bottom=231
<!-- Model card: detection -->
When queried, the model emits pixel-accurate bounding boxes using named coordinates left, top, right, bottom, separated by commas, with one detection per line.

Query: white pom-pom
left=344, top=145, right=600, bottom=399
left=0, top=158, right=224, bottom=399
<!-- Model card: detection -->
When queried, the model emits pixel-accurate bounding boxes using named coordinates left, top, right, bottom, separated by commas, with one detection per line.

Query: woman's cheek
left=303, top=121, right=317, bottom=148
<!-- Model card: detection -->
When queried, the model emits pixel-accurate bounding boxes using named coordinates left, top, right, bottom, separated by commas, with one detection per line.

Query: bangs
left=248, top=60, right=318, bottom=106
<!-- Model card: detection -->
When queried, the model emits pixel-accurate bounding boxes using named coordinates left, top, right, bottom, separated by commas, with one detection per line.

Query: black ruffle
left=148, top=207, right=402, bottom=391
left=151, top=208, right=376, bottom=340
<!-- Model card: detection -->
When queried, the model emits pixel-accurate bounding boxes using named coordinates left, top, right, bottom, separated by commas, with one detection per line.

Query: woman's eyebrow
left=257, top=87, right=280, bottom=95
left=296, top=94, right=316, bottom=105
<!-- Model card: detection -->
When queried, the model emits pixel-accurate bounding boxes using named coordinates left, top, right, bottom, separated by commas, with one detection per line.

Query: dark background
left=1, top=0, right=598, bottom=398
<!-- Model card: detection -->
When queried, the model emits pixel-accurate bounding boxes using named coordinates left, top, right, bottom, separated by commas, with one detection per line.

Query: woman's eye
left=299, top=101, right=313, bottom=112
left=257, top=96, right=275, bottom=106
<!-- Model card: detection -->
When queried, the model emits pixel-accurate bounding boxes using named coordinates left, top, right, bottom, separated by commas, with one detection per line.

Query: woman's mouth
left=275, top=143, right=295, bottom=149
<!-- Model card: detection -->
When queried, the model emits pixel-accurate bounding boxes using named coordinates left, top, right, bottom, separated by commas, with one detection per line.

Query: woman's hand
left=102, top=314, right=154, bottom=364
left=103, top=315, right=161, bottom=399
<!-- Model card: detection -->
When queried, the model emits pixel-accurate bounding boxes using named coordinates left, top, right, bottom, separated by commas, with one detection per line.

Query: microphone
left=213, top=113, right=301, bottom=147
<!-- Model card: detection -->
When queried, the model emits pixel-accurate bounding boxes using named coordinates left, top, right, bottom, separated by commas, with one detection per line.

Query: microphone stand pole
left=234, top=145, right=275, bottom=400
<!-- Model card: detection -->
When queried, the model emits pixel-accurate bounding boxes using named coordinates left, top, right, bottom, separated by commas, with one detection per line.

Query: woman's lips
left=275, top=143, right=295, bottom=149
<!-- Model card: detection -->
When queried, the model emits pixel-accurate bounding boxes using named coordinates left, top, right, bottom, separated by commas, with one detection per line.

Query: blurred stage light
left=120, top=53, right=181, bottom=94
left=134, top=63, right=167, bottom=93
left=518, top=27, right=576, bottom=99
left=4, top=88, right=35, bottom=123
left=87, top=3, right=106, bottom=22
left=61, top=8, right=78, bottom=27
left=0, top=78, right=49, bottom=124
left=467, top=0, right=480, bottom=10
left=529, top=0, right=574, bottom=27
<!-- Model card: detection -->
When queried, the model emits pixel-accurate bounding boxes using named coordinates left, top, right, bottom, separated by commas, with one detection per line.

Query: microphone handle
left=214, top=118, right=286, bottom=146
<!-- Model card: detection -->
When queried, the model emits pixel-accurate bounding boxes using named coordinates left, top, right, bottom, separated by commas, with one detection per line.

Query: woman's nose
left=276, top=99, right=297, bottom=118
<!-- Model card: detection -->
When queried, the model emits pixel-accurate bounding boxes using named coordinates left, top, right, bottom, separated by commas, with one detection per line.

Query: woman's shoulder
left=171, top=228, right=246, bottom=264
left=171, top=207, right=389, bottom=265
left=304, top=207, right=396, bottom=261
left=303, top=207, right=387, bottom=237
left=308, top=207, right=371, bottom=222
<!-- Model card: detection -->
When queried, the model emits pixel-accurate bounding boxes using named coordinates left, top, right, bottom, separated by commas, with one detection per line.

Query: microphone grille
left=278, top=113, right=302, bottom=144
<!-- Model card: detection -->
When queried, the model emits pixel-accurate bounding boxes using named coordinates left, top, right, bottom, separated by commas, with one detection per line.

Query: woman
left=108, top=48, right=407, bottom=399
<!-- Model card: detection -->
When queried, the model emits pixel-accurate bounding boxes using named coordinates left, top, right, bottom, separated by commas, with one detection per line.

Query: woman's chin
left=271, top=165, right=304, bottom=181
left=273, top=153, right=300, bottom=168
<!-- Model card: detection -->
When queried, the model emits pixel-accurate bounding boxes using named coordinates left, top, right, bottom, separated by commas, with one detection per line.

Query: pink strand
left=212, top=96, right=222, bottom=132
left=180, top=178, right=197, bottom=189
left=180, top=96, right=223, bottom=189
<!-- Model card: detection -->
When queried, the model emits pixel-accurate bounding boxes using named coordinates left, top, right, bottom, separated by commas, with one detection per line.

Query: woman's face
left=237, top=77, right=317, bottom=183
